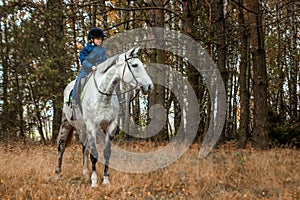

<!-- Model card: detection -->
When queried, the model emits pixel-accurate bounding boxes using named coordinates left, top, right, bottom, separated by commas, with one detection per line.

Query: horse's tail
left=65, top=128, right=74, bottom=147
left=57, top=117, right=74, bottom=148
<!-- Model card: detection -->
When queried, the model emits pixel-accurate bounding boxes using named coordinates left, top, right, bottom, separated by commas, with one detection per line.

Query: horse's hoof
left=102, top=176, right=110, bottom=185
left=55, top=169, right=61, bottom=180
left=55, top=167, right=61, bottom=174
left=84, top=174, right=89, bottom=181
left=83, top=170, right=89, bottom=180
left=91, top=172, right=98, bottom=187
left=91, top=183, right=98, bottom=188
left=55, top=173, right=61, bottom=181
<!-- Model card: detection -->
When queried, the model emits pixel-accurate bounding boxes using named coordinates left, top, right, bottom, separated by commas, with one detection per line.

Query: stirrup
left=70, top=100, right=77, bottom=121
left=71, top=100, right=77, bottom=108
left=71, top=107, right=76, bottom=121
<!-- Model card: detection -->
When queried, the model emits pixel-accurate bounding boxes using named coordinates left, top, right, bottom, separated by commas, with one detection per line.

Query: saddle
left=68, top=73, right=93, bottom=107
left=69, top=73, right=93, bottom=121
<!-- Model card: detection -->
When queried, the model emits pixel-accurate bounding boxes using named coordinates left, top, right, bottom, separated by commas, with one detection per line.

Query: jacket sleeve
left=79, top=47, right=89, bottom=64
left=80, top=46, right=94, bottom=71
left=82, top=60, right=93, bottom=71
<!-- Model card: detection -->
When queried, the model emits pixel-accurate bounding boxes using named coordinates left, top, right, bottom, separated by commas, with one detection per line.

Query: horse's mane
left=97, top=54, right=119, bottom=73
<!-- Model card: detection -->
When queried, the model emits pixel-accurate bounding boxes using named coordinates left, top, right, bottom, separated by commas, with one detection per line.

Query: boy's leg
left=71, top=74, right=84, bottom=107
left=72, top=79, right=79, bottom=104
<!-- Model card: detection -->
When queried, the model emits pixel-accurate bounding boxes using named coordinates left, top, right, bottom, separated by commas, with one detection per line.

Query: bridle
left=93, top=54, right=141, bottom=99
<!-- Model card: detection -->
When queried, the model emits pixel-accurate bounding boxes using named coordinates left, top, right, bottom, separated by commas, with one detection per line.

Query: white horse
left=55, top=47, right=153, bottom=187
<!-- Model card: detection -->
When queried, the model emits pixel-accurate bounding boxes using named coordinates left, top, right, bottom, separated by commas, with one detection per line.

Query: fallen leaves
left=0, top=142, right=299, bottom=199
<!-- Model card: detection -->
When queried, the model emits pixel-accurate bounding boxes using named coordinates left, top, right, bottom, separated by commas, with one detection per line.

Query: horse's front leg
left=86, top=128, right=99, bottom=187
left=103, top=133, right=113, bottom=184
left=103, top=121, right=117, bottom=184
left=90, top=142, right=98, bottom=187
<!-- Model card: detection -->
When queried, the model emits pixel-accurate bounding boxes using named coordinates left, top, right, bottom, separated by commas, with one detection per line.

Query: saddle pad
left=64, top=73, right=93, bottom=105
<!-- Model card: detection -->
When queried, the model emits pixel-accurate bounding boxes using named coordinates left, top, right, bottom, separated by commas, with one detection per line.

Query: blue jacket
left=72, top=42, right=108, bottom=100
left=79, top=42, right=108, bottom=72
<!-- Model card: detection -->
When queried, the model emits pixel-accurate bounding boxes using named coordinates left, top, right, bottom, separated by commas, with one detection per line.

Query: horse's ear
left=129, top=47, right=140, bottom=57
left=127, top=47, right=135, bottom=57
left=133, top=47, right=140, bottom=55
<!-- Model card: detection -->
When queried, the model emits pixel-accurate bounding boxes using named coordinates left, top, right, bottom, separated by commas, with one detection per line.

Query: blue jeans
left=72, top=70, right=89, bottom=101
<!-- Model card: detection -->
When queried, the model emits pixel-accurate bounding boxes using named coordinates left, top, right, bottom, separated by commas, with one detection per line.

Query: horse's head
left=119, top=47, right=154, bottom=94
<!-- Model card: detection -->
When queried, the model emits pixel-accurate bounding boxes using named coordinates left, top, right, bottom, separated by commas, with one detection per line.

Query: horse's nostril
left=149, top=84, right=154, bottom=91
left=141, top=84, right=154, bottom=94
left=145, top=84, right=153, bottom=92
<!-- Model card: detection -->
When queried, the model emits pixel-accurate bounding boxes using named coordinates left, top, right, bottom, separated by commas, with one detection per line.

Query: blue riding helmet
left=88, top=28, right=106, bottom=40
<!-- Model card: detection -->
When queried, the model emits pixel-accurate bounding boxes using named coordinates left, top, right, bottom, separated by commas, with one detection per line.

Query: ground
left=0, top=141, right=299, bottom=200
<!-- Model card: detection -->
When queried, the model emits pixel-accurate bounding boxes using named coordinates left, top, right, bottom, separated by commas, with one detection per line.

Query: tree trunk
left=183, top=0, right=206, bottom=142
left=237, top=0, right=250, bottom=148
left=275, top=4, right=286, bottom=118
left=149, top=50, right=168, bottom=142
left=14, top=71, right=25, bottom=138
left=46, top=0, right=67, bottom=143
left=146, top=0, right=168, bottom=142
left=247, top=0, right=268, bottom=149
left=213, top=0, right=228, bottom=143
left=27, top=81, right=46, bottom=144
left=287, top=1, right=298, bottom=121
left=0, top=3, right=9, bottom=137
left=70, top=0, right=80, bottom=71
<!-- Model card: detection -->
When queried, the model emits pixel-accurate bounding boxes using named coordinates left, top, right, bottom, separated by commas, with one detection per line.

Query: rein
left=93, top=54, right=141, bottom=100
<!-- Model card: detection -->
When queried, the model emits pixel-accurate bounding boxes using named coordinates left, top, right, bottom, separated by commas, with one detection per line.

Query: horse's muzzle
left=141, top=83, right=154, bottom=94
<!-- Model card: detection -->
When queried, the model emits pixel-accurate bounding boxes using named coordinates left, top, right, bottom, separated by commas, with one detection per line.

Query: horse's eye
left=132, top=64, right=138, bottom=68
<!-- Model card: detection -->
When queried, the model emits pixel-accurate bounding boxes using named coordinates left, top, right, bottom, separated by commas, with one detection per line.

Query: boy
left=71, top=27, right=108, bottom=108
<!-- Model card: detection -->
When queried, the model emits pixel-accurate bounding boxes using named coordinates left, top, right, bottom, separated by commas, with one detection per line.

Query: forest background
left=0, top=0, right=299, bottom=149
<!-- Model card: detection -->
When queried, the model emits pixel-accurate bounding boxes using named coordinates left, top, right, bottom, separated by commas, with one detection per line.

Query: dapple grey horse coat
left=55, top=47, right=153, bottom=187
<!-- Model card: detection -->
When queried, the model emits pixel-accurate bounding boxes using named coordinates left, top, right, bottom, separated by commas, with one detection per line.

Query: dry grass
left=0, top=141, right=299, bottom=200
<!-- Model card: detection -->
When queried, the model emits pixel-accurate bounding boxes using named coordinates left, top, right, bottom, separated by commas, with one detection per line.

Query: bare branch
left=109, top=6, right=181, bottom=18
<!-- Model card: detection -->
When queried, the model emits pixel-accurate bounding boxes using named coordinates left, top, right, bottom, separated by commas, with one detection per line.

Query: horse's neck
left=97, top=64, right=121, bottom=102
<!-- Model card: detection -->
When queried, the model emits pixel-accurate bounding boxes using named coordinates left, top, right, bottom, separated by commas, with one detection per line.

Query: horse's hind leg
left=82, top=143, right=89, bottom=179
left=55, top=117, right=73, bottom=175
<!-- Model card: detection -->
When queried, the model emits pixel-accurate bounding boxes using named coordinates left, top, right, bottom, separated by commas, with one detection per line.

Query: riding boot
left=71, top=99, right=77, bottom=108
left=71, top=100, right=77, bottom=121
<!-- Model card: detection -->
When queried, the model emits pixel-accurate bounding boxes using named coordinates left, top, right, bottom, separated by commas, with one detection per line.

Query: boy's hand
left=92, top=66, right=97, bottom=71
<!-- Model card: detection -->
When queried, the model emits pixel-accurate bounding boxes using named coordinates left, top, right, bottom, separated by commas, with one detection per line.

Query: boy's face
left=93, top=37, right=102, bottom=46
